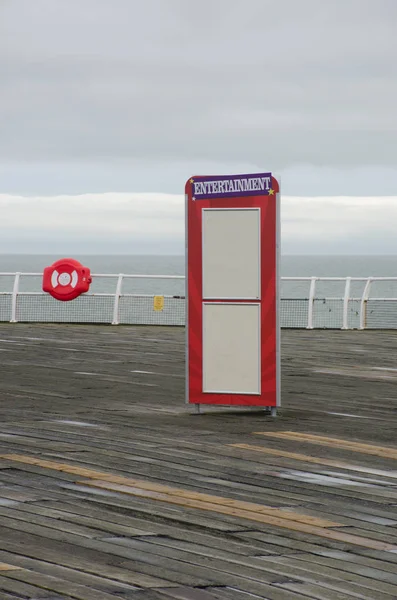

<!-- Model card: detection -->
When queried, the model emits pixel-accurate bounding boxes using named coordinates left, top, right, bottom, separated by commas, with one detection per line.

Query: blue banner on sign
left=190, top=173, right=273, bottom=200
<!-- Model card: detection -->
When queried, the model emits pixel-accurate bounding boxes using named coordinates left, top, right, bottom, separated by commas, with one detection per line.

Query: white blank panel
left=203, top=303, right=260, bottom=394
left=202, top=209, right=260, bottom=299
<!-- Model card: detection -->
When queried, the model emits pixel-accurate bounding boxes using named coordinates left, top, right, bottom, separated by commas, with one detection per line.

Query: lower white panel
left=202, top=302, right=260, bottom=394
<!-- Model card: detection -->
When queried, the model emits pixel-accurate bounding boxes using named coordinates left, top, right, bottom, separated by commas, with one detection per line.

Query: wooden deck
left=1, top=324, right=397, bottom=599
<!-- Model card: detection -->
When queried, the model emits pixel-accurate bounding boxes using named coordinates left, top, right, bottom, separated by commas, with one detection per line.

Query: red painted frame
left=185, top=174, right=280, bottom=407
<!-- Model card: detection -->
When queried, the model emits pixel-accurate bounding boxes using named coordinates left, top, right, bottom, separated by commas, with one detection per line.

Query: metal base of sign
left=191, top=404, right=277, bottom=416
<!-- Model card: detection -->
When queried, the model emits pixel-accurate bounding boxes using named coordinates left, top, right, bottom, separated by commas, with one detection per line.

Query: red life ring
left=42, top=258, right=92, bottom=301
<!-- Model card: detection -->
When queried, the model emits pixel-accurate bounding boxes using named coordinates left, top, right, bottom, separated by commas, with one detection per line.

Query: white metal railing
left=1, top=272, right=397, bottom=329
left=282, top=276, right=397, bottom=329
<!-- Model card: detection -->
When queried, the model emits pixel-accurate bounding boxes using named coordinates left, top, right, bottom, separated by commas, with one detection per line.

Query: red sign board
left=185, top=173, right=280, bottom=411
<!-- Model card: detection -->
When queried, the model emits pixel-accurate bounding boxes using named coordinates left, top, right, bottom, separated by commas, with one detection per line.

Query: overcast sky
left=1, top=0, right=397, bottom=254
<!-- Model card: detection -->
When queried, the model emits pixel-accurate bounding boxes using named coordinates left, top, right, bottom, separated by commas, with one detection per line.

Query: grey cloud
left=1, top=0, right=397, bottom=172
left=1, top=191, right=397, bottom=256
left=1, top=161, right=397, bottom=197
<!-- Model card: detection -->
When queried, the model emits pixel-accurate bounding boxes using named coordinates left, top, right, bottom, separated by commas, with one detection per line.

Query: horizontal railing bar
left=0, top=272, right=185, bottom=279
left=98, top=274, right=185, bottom=279
left=14, top=292, right=116, bottom=297
left=7, top=293, right=397, bottom=301
left=2, top=273, right=397, bottom=281
left=362, top=297, right=397, bottom=301
left=0, top=272, right=42, bottom=277
left=282, top=277, right=397, bottom=281
left=7, top=292, right=186, bottom=299
left=120, top=293, right=183, bottom=298
left=281, top=277, right=367, bottom=281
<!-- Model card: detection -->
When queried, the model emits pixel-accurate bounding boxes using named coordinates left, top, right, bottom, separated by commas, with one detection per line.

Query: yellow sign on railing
left=153, top=295, right=164, bottom=312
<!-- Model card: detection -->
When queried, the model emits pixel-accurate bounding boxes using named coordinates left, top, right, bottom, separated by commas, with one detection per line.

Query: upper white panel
left=202, top=208, right=260, bottom=299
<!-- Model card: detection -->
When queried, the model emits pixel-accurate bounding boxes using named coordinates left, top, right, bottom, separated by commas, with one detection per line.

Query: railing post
left=342, top=277, right=351, bottom=330
left=306, top=277, right=317, bottom=329
left=10, top=272, right=21, bottom=323
left=359, top=278, right=372, bottom=330
left=112, top=274, right=124, bottom=325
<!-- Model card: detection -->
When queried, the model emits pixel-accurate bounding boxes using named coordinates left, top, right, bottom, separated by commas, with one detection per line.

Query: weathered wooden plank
left=125, top=534, right=276, bottom=561
left=0, top=485, right=52, bottom=503
left=74, top=479, right=397, bottom=552
left=1, top=455, right=336, bottom=524
left=0, top=524, right=223, bottom=587
left=0, top=532, right=197, bottom=589
left=198, top=583, right=319, bottom=600
left=258, top=555, right=397, bottom=598
left=10, top=457, right=375, bottom=538
left=230, top=442, right=397, bottom=474
left=313, top=548, right=397, bottom=575
left=2, top=477, right=253, bottom=533
left=3, top=324, right=397, bottom=600
left=126, top=592, right=173, bottom=600
left=289, top=552, right=397, bottom=585
left=1, top=569, right=134, bottom=600
left=238, top=529, right=373, bottom=553
left=2, top=465, right=308, bottom=509
left=17, top=499, right=273, bottom=556
left=0, top=434, right=87, bottom=452
left=155, top=587, right=225, bottom=600
left=0, top=564, right=21, bottom=571
left=0, top=551, right=140, bottom=595
left=330, top=525, right=397, bottom=544
left=40, top=449, right=307, bottom=507
left=201, top=589, right=257, bottom=600
left=98, top=536, right=293, bottom=583
left=273, top=581, right=366, bottom=600
left=0, top=592, right=34, bottom=600
left=0, top=502, right=156, bottom=538
left=270, top=506, right=397, bottom=538
left=289, top=500, right=397, bottom=525
left=254, top=432, right=397, bottom=460
left=0, top=508, right=134, bottom=540
left=0, top=573, right=58, bottom=598
left=1, top=454, right=313, bottom=508
left=0, top=526, right=302, bottom=598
